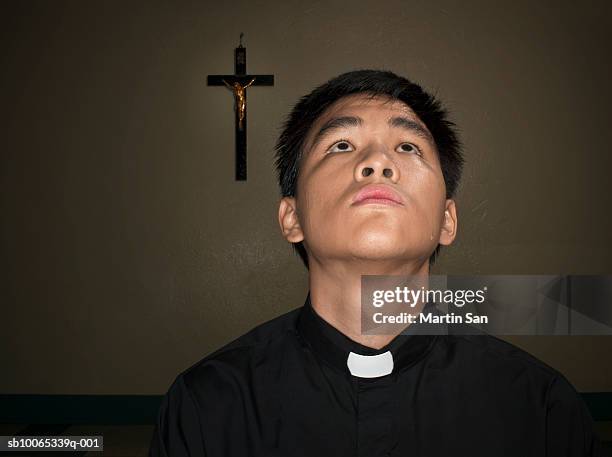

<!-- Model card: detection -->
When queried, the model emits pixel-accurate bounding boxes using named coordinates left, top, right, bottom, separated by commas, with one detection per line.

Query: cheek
left=296, top=177, right=327, bottom=230
left=403, top=168, right=446, bottom=231
left=298, top=177, right=348, bottom=242
left=408, top=158, right=445, bottom=192
left=299, top=165, right=344, bottom=214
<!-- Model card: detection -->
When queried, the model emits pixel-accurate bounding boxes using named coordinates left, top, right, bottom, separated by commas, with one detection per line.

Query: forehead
left=303, top=93, right=431, bottom=151
left=315, top=93, right=420, bottom=124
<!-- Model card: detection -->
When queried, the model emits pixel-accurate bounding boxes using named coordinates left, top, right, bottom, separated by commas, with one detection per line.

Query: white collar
left=346, top=350, right=394, bottom=378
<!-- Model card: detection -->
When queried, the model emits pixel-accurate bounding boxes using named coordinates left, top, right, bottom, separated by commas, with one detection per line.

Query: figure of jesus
left=223, top=77, right=256, bottom=130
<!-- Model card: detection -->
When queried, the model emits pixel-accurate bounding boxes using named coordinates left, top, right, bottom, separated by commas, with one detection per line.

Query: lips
left=352, top=184, right=404, bottom=206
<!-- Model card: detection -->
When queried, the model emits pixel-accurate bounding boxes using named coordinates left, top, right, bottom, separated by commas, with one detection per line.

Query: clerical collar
left=296, top=292, right=439, bottom=379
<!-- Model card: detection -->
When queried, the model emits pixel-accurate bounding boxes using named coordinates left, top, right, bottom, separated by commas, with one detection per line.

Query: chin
left=348, top=238, right=408, bottom=259
left=347, top=231, right=431, bottom=261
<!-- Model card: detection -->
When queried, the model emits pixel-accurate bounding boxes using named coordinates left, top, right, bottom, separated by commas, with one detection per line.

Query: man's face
left=279, top=93, right=457, bottom=266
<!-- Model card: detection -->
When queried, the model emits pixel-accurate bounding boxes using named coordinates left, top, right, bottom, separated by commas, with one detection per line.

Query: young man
left=149, top=70, right=600, bottom=456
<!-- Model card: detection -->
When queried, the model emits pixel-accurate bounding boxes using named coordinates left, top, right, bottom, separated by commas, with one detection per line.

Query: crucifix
left=207, top=33, right=274, bottom=181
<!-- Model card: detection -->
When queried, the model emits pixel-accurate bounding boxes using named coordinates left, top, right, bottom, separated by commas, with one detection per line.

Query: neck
left=308, top=258, right=430, bottom=350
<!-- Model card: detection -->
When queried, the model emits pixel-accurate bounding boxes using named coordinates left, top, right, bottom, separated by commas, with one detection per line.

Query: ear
left=438, top=199, right=458, bottom=246
left=278, top=196, right=305, bottom=243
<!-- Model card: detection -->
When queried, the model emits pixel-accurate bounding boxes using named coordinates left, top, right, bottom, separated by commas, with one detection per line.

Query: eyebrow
left=308, top=115, right=434, bottom=151
left=309, top=116, right=362, bottom=150
left=388, top=116, right=434, bottom=144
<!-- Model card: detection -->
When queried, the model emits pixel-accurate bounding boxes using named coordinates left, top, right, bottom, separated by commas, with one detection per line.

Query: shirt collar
left=296, top=292, right=439, bottom=378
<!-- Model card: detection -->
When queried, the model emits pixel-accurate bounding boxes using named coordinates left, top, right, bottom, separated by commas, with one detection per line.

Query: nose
left=355, top=145, right=400, bottom=183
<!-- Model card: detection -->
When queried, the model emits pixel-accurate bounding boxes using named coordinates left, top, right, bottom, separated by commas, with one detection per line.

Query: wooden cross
left=207, top=33, right=274, bottom=181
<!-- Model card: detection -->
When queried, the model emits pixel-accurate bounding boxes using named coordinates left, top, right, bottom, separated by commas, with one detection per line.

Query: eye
left=327, top=140, right=354, bottom=154
left=396, top=142, right=421, bottom=155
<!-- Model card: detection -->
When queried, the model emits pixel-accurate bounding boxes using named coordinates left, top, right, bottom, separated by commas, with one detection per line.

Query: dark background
left=1, top=0, right=610, bottom=426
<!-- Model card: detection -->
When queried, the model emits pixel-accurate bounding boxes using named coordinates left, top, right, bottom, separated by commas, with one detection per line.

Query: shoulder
left=438, top=334, right=595, bottom=414
left=449, top=334, right=559, bottom=377
left=176, top=305, right=303, bottom=392
left=435, top=332, right=574, bottom=401
left=443, top=334, right=600, bottom=453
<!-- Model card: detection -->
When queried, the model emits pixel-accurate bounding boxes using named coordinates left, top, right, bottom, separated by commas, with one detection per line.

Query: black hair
left=274, top=69, right=463, bottom=269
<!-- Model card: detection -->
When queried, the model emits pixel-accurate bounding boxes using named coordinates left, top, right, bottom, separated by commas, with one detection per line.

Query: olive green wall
left=2, top=0, right=611, bottom=394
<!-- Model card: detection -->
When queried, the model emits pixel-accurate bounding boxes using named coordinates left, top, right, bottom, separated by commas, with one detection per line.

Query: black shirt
left=149, top=293, right=601, bottom=456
